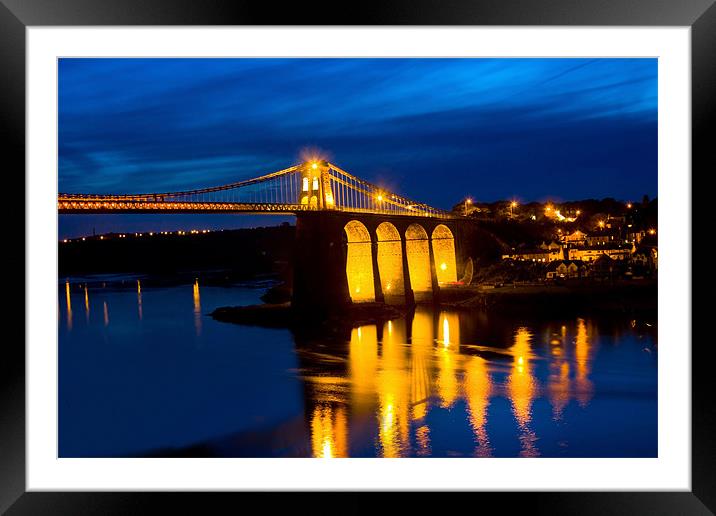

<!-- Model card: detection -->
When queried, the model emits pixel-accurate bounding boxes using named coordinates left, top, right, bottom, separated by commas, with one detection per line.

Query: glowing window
left=302, top=177, right=309, bottom=192
left=312, top=177, right=319, bottom=190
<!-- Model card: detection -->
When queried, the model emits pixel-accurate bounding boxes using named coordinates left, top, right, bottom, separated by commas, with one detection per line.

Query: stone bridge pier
left=292, top=211, right=477, bottom=310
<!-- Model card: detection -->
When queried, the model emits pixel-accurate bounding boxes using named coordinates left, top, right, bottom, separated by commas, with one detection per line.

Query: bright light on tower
left=311, top=162, right=318, bottom=170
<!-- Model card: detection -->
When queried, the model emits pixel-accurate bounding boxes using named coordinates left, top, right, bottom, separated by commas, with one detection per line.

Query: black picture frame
left=2, top=0, right=712, bottom=513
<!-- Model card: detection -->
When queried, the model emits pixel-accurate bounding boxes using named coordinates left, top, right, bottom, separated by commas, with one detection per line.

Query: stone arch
left=405, top=223, right=432, bottom=301
left=344, top=220, right=375, bottom=303
left=376, top=222, right=405, bottom=304
left=432, top=224, right=457, bottom=284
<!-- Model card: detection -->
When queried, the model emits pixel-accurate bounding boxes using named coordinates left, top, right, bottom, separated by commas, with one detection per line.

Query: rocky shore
left=210, top=302, right=408, bottom=331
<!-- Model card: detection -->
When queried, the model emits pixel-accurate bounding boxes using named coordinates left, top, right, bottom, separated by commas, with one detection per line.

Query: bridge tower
left=299, top=160, right=335, bottom=210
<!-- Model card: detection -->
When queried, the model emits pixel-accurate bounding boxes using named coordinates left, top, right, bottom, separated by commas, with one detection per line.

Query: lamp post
left=464, top=197, right=472, bottom=216
left=510, top=200, right=517, bottom=219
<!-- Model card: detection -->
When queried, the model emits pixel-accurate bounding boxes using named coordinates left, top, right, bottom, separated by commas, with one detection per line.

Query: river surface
left=59, top=276, right=657, bottom=458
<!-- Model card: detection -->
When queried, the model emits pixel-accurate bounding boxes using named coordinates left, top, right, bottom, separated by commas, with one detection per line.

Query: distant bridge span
left=59, top=161, right=483, bottom=307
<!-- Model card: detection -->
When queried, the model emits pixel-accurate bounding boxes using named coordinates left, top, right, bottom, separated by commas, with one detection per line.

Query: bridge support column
left=428, top=236, right=441, bottom=303
left=400, top=237, right=415, bottom=306
left=292, top=213, right=352, bottom=310
left=371, top=241, right=385, bottom=303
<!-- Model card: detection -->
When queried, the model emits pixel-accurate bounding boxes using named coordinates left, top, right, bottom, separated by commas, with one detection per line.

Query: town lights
left=627, top=203, right=632, bottom=209
left=598, top=221, right=605, bottom=228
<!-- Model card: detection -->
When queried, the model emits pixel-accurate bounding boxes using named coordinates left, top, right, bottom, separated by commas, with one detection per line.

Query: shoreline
left=211, top=279, right=657, bottom=330
left=441, top=279, right=657, bottom=314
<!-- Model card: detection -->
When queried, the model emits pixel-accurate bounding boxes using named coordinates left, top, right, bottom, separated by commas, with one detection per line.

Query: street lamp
left=510, top=200, right=518, bottom=218
left=464, top=197, right=472, bottom=216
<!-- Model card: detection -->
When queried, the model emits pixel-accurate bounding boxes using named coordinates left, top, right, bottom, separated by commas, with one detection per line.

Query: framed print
left=3, top=0, right=713, bottom=513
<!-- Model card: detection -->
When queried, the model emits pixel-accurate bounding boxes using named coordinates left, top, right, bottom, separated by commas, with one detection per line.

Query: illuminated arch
left=344, top=220, right=375, bottom=303
left=432, top=224, right=457, bottom=284
left=376, top=222, right=405, bottom=304
left=405, top=224, right=432, bottom=301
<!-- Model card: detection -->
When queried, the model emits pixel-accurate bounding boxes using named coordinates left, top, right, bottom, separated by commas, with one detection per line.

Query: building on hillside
left=626, top=229, right=647, bottom=244
left=545, top=260, right=588, bottom=279
left=586, top=229, right=620, bottom=246
left=633, top=246, right=658, bottom=270
left=503, top=244, right=564, bottom=262
left=540, top=240, right=563, bottom=252
left=568, top=244, right=632, bottom=262
left=591, top=254, right=617, bottom=279
left=606, top=215, right=626, bottom=229
left=561, top=230, right=587, bottom=245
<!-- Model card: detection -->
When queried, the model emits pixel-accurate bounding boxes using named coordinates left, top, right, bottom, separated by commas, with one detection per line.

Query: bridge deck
left=58, top=199, right=456, bottom=218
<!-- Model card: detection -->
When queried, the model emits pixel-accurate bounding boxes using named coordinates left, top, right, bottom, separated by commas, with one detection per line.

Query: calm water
left=59, top=277, right=657, bottom=458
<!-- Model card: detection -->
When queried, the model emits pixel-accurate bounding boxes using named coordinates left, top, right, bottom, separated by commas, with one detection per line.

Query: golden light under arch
left=376, top=222, right=405, bottom=304
left=432, top=224, right=457, bottom=284
left=344, top=220, right=376, bottom=303
left=405, top=223, right=432, bottom=301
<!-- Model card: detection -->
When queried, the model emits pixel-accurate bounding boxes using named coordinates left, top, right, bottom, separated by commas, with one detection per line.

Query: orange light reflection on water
left=507, top=327, right=539, bottom=457
left=436, top=312, right=460, bottom=408
left=301, top=310, right=604, bottom=458
left=84, top=285, right=90, bottom=322
left=377, top=318, right=409, bottom=457
left=464, top=356, right=492, bottom=457
left=137, top=280, right=143, bottom=321
left=310, top=404, right=348, bottom=458
left=193, top=279, right=202, bottom=336
left=65, top=280, right=73, bottom=330
left=575, top=318, right=594, bottom=407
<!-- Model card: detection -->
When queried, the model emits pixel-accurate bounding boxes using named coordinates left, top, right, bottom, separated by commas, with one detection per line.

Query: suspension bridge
left=59, top=160, right=480, bottom=308
left=58, top=161, right=453, bottom=218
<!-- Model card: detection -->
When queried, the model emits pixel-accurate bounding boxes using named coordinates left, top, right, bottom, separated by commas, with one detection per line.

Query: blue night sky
left=58, top=58, right=657, bottom=238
